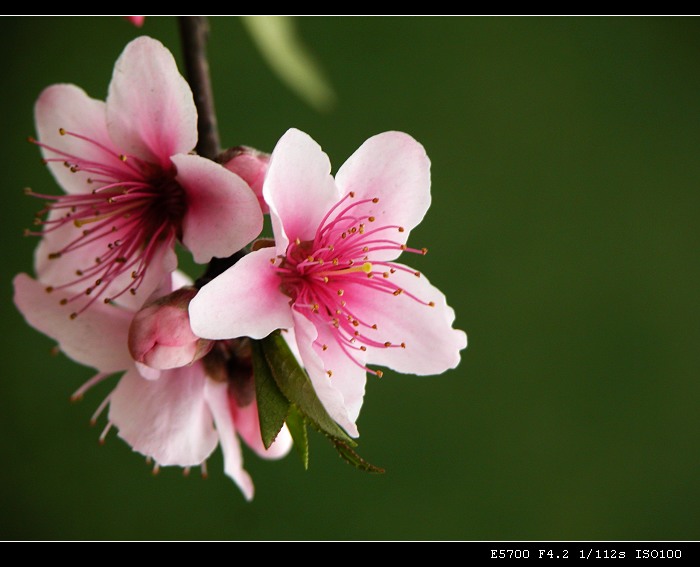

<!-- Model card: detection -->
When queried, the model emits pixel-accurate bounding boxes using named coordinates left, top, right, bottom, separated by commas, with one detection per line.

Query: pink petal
left=35, top=84, right=124, bottom=195
left=135, top=361, right=161, bottom=381
left=222, top=146, right=270, bottom=214
left=189, top=248, right=293, bottom=340
left=108, top=364, right=218, bottom=467
left=13, top=273, right=132, bottom=373
left=312, top=317, right=368, bottom=426
left=106, top=36, right=197, bottom=167
left=292, top=313, right=360, bottom=437
left=173, top=154, right=263, bottom=264
left=231, top=398, right=293, bottom=460
left=346, top=264, right=467, bottom=375
left=204, top=380, right=254, bottom=500
left=264, top=128, right=340, bottom=254
left=335, top=131, right=431, bottom=260
left=171, top=270, right=193, bottom=290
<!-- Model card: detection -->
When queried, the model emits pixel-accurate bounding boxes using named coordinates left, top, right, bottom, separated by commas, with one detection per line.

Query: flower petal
left=13, top=273, right=132, bottom=373
left=292, top=312, right=360, bottom=437
left=108, top=364, right=217, bottom=467
left=106, top=36, right=197, bottom=167
left=335, top=131, right=431, bottom=259
left=204, top=380, right=254, bottom=501
left=189, top=248, right=293, bottom=340
left=346, top=264, right=467, bottom=375
left=222, top=146, right=270, bottom=214
left=264, top=128, right=340, bottom=253
left=35, top=84, right=124, bottom=195
left=173, top=154, right=263, bottom=264
left=231, top=397, right=293, bottom=460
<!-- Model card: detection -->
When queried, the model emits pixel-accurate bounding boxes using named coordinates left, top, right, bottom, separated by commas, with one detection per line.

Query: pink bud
left=125, top=16, right=145, bottom=27
left=128, top=288, right=214, bottom=370
left=222, top=146, right=271, bottom=214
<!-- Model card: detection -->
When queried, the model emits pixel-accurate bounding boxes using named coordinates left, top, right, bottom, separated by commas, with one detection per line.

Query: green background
left=2, top=16, right=699, bottom=540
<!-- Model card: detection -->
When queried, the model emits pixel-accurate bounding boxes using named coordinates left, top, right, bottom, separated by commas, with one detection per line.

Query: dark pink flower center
left=274, top=192, right=433, bottom=377
left=26, top=129, right=187, bottom=318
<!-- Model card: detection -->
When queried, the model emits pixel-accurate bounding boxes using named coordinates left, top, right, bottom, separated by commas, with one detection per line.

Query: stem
left=178, top=16, right=220, bottom=160
left=179, top=17, right=247, bottom=284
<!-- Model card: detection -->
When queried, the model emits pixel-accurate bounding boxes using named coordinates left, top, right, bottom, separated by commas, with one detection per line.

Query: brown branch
left=178, top=16, right=220, bottom=160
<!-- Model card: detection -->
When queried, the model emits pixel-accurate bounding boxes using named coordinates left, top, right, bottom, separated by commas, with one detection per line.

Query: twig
left=178, top=16, right=220, bottom=160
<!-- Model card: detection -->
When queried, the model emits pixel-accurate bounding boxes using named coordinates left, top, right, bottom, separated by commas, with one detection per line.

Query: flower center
left=273, top=192, right=433, bottom=377
left=26, top=128, right=187, bottom=318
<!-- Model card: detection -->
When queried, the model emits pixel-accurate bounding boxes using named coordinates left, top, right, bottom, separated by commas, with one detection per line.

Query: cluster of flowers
left=13, top=36, right=467, bottom=499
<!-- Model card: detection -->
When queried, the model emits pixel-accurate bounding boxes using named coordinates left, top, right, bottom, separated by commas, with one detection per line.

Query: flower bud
left=128, top=287, right=214, bottom=370
left=221, top=146, right=271, bottom=214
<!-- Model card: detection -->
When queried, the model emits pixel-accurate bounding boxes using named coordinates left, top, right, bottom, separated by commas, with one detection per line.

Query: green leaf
left=261, top=332, right=357, bottom=447
left=285, top=405, right=309, bottom=470
left=252, top=339, right=290, bottom=450
left=240, top=16, right=336, bottom=112
left=331, top=439, right=386, bottom=474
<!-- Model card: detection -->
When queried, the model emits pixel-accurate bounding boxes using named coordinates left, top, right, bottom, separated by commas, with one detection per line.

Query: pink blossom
left=125, top=16, right=145, bottom=27
left=189, top=129, right=468, bottom=437
left=26, top=36, right=263, bottom=318
left=13, top=272, right=291, bottom=500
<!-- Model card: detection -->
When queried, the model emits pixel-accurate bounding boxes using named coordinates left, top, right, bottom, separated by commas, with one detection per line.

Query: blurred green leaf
left=331, top=439, right=385, bottom=474
left=252, top=339, right=289, bottom=450
left=261, top=331, right=356, bottom=447
left=285, top=406, right=309, bottom=470
left=241, top=16, right=336, bottom=112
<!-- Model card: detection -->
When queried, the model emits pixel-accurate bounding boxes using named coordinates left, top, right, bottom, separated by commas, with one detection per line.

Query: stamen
left=70, top=372, right=110, bottom=402
left=90, top=395, right=111, bottom=425
left=99, top=422, right=112, bottom=445
left=25, top=129, right=187, bottom=315
left=276, top=188, right=435, bottom=373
